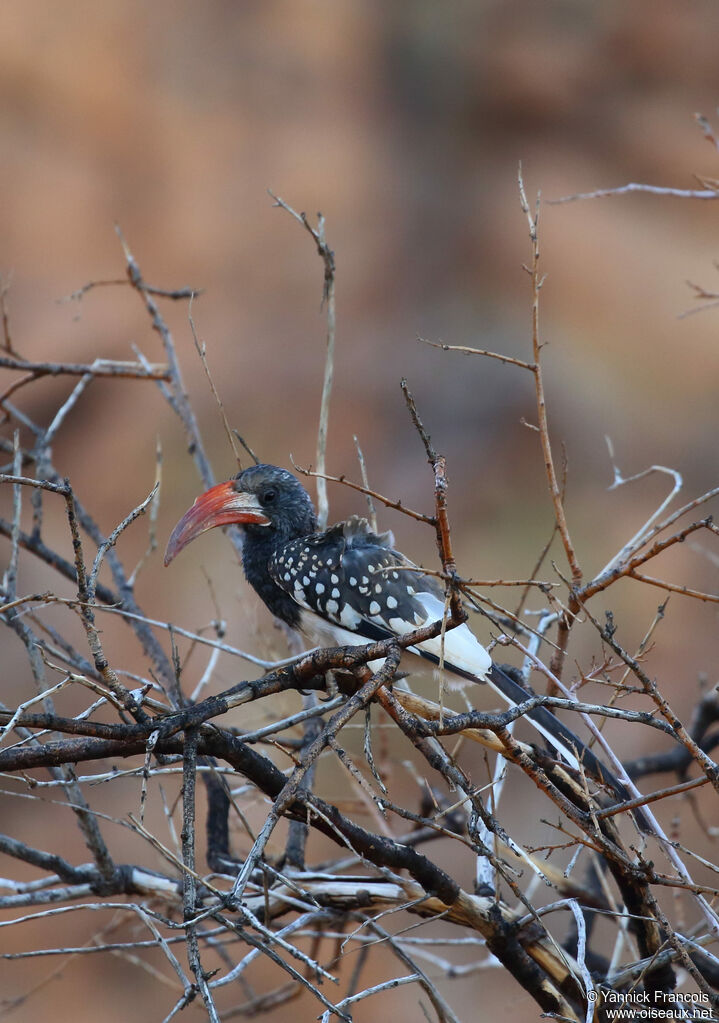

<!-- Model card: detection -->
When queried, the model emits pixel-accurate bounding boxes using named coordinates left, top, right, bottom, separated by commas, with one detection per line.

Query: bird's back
left=269, top=515, right=492, bottom=681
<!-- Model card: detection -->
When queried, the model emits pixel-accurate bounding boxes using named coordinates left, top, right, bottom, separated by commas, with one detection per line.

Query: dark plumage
left=166, top=463, right=638, bottom=810
left=234, top=465, right=317, bottom=630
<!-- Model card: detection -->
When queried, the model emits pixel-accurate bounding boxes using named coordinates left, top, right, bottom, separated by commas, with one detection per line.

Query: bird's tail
left=486, top=663, right=632, bottom=802
left=418, top=645, right=642, bottom=823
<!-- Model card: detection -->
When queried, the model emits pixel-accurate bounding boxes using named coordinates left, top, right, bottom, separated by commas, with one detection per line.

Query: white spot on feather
left=339, top=604, right=361, bottom=628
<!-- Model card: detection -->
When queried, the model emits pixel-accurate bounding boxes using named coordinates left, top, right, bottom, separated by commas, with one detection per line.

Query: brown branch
left=181, top=728, right=220, bottom=1021
left=516, top=168, right=583, bottom=685
left=596, top=774, right=711, bottom=821
left=626, top=570, right=719, bottom=603
left=582, top=516, right=715, bottom=601
left=269, top=192, right=337, bottom=529
left=0, top=274, right=15, bottom=354
left=353, top=434, right=378, bottom=532
left=291, top=459, right=435, bottom=524
left=582, top=601, right=719, bottom=794
left=61, top=277, right=200, bottom=303
left=0, top=355, right=170, bottom=379
left=417, top=336, right=535, bottom=372
left=400, top=379, right=465, bottom=625
left=518, top=168, right=580, bottom=586
left=116, top=226, right=215, bottom=492
left=189, top=307, right=242, bottom=468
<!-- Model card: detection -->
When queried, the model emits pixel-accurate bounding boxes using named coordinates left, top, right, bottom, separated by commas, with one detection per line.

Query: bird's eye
left=261, top=489, right=277, bottom=505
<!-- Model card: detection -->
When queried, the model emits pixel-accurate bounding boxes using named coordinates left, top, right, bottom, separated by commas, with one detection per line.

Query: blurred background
left=2, top=1, right=719, bottom=1020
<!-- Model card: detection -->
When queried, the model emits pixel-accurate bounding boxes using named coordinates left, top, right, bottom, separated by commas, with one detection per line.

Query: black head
left=232, top=464, right=318, bottom=542
left=164, top=463, right=317, bottom=565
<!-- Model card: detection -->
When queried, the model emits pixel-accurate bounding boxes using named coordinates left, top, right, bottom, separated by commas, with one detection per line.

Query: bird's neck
left=241, top=526, right=304, bottom=629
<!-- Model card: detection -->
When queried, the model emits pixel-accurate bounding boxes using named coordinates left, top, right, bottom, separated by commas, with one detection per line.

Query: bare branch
left=269, top=192, right=336, bottom=528
left=549, top=182, right=719, bottom=204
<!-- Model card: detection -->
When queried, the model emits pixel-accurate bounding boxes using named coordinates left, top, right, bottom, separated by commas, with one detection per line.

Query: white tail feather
left=391, top=592, right=492, bottom=682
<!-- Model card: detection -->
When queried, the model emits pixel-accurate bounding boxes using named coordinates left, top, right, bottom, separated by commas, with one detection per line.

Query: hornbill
left=165, top=463, right=631, bottom=804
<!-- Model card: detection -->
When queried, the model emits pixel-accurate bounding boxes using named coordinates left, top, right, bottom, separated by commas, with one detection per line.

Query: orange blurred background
left=2, top=2, right=719, bottom=1020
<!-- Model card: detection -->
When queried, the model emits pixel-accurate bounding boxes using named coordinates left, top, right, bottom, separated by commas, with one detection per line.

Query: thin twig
left=269, top=192, right=336, bottom=528
left=418, top=336, right=535, bottom=372
left=291, top=459, right=434, bottom=524
left=353, top=435, right=377, bottom=532
left=549, top=182, right=719, bottom=204
left=189, top=303, right=241, bottom=467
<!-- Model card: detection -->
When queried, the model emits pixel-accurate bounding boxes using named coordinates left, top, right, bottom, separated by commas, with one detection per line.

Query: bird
left=165, top=463, right=629, bottom=804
